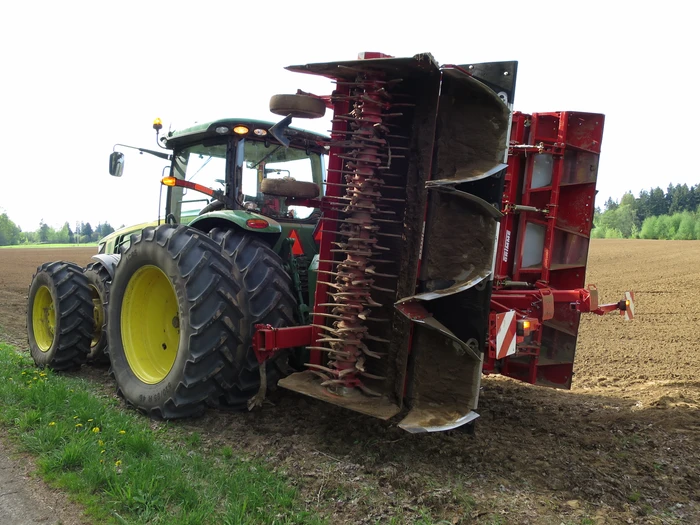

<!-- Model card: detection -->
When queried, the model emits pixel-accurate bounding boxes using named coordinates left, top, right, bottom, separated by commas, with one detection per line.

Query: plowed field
left=1, top=240, right=698, bottom=524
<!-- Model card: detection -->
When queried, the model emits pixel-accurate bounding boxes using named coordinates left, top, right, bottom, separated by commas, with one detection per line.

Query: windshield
left=241, top=140, right=323, bottom=220
left=171, top=142, right=227, bottom=222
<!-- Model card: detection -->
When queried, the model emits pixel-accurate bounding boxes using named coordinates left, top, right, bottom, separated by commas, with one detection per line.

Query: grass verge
left=0, top=342, right=322, bottom=525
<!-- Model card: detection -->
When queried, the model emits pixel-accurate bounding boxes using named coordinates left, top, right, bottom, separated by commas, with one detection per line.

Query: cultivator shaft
left=312, top=76, right=404, bottom=396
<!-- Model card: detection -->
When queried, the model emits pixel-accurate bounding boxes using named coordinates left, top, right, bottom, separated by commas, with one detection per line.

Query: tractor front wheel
left=106, top=224, right=250, bottom=418
left=27, top=261, right=93, bottom=370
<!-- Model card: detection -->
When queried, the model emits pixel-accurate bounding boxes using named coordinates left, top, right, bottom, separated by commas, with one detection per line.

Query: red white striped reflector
left=495, top=311, right=517, bottom=359
left=624, top=291, right=635, bottom=321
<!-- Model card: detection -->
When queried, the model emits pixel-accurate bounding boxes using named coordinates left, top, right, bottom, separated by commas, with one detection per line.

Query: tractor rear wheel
left=106, top=224, right=250, bottom=418
left=209, top=228, right=297, bottom=409
left=27, top=261, right=93, bottom=370
left=84, top=261, right=111, bottom=364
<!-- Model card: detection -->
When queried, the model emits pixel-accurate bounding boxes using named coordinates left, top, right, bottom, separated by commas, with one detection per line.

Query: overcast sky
left=0, top=1, right=695, bottom=232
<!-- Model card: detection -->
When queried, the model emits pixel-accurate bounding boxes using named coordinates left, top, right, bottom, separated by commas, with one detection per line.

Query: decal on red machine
left=502, top=230, right=511, bottom=263
left=495, top=311, right=517, bottom=359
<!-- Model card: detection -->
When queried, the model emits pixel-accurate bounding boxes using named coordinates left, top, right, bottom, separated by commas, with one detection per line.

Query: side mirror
left=109, top=151, right=124, bottom=177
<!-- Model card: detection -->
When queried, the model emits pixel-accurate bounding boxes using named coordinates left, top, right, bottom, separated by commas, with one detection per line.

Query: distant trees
left=0, top=213, right=21, bottom=246
left=0, top=212, right=116, bottom=246
left=593, top=184, right=700, bottom=240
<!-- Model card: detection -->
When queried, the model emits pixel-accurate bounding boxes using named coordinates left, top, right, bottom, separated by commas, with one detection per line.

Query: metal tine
left=360, top=371, right=387, bottom=380
left=306, top=346, right=352, bottom=358
left=316, top=270, right=340, bottom=277
left=368, top=258, right=396, bottom=264
left=372, top=218, right=403, bottom=224
left=358, top=315, right=390, bottom=322
left=374, top=231, right=403, bottom=238
left=305, top=363, right=338, bottom=375
left=316, top=279, right=344, bottom=290
left=312, top=312, right=354, bottom=321
left=364, top=333, right=391, bottom=343
left=358, top=384, right=382, bottom=397
left=371, top=284, right=396, bottom=293
left=366, top=267, right=398, bottom=278
left=361, top=347, right=385, bottom=359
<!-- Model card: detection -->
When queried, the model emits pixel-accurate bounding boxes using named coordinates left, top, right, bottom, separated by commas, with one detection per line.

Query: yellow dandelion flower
left=21, top=371, right=26, bottom=375
left=92, top=427, right=100, bottom=433
left=98, top=440, right=104, bottom=446
left=40, top=372, right=46, bottom=377
left=100, top=459, right=104, bottom=464
left=115, top=460, right=122, bottom=467
left=101, top=450, right=106, bottom=454
left=73, top=416, right=79, bottom=420
left=119, top=430, right=126, bottom=435
left=75, top=423, right=83, bottom=428
left=33, top=377, right=38, bottom=381
left=48, top=422, right=56, bottom=427
left=87, top=419, right=94, bottom=422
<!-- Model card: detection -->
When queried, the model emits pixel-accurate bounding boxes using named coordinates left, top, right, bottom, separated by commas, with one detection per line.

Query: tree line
left=593, top=183, right=700, bottom=239
left=0, top=213, right=116, bottom=246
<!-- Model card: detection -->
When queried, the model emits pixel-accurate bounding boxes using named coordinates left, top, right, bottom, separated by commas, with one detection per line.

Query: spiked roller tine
left=371, top=284, right=396, bottom=293
left=361, top=347, right=386, bottom=359
left=367, top=258, right=395, bottom=264
left=309, top=369, right=333, bottom=382
left=316, top=270, right=340, bottom=277
left=306, top=347, right=352, bottom=357
left=312, top=312, right=354, bottom=321
left=360, top=371, right=387, bottom=380
left=374, top=231, right=403, bottom=239
left=358, top=384, right=383, bottom=397
left=358, top=315, right=390, bottom=322
left=316, top=260, right=346, bottom=266
left=364, top=334, right=391, bottom=343
left=366, top=267, right=398, bottom=278
left=372, top=218, right=403, bottom=224
left=316, top=280, right=344, bottom=290
left=305, top=363, right=340, bottom=375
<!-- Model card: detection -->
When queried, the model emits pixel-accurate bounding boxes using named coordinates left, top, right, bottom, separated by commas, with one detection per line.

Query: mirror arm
left=113, top=143, right=172, bottom=161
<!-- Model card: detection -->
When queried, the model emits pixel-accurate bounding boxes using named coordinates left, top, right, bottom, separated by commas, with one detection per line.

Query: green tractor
left=29, top=101, right=329, bottom=417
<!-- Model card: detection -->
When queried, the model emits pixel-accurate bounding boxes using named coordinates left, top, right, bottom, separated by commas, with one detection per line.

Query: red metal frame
left=252, top=104, right=631, bottom=394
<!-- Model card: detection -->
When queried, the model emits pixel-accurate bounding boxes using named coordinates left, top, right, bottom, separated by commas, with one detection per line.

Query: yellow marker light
left=253, top=128, right=267, bottom=136
left=161, top=176, right=177, bottom=186
left=153, top=117, right=163, bottom=131
left=625, top=300, right=630, bottom=307
left=233, top=125, right=249, bottom=135
left=522, top=320, right=531, bottom=330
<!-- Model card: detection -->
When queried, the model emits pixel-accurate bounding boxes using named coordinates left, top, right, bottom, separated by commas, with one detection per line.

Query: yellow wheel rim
left=89, top=285, right=104, bottom=348
left=121, top=265, right=180, bottom=384
left=32, top=285, right=56, bottom=352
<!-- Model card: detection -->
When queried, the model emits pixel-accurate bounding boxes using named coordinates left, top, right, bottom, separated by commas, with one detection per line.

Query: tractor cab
left=160, top=119, right=328, bottom=227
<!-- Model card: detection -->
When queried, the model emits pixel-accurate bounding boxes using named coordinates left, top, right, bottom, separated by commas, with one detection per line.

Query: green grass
left=0, top=243, right=98, bottom=249
left=0, top=342, right=323, bottom=525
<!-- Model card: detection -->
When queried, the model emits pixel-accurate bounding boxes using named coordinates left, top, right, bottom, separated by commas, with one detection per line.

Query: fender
left=90, top=254, right=121, bottom=279
left=188, top=210, right=282, bottom=246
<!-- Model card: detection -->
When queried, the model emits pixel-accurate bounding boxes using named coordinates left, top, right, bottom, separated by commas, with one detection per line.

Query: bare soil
left=1, top=241, right=699, bottom=524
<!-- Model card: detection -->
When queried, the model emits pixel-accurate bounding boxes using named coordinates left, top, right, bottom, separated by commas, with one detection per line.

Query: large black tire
left=106, top=224, right=250, bottom=419
left=83, top=261, right=111, bottom=364
left=27, top=261, right=93, bottom=371
left=208, top=228, right=297, bottom=409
